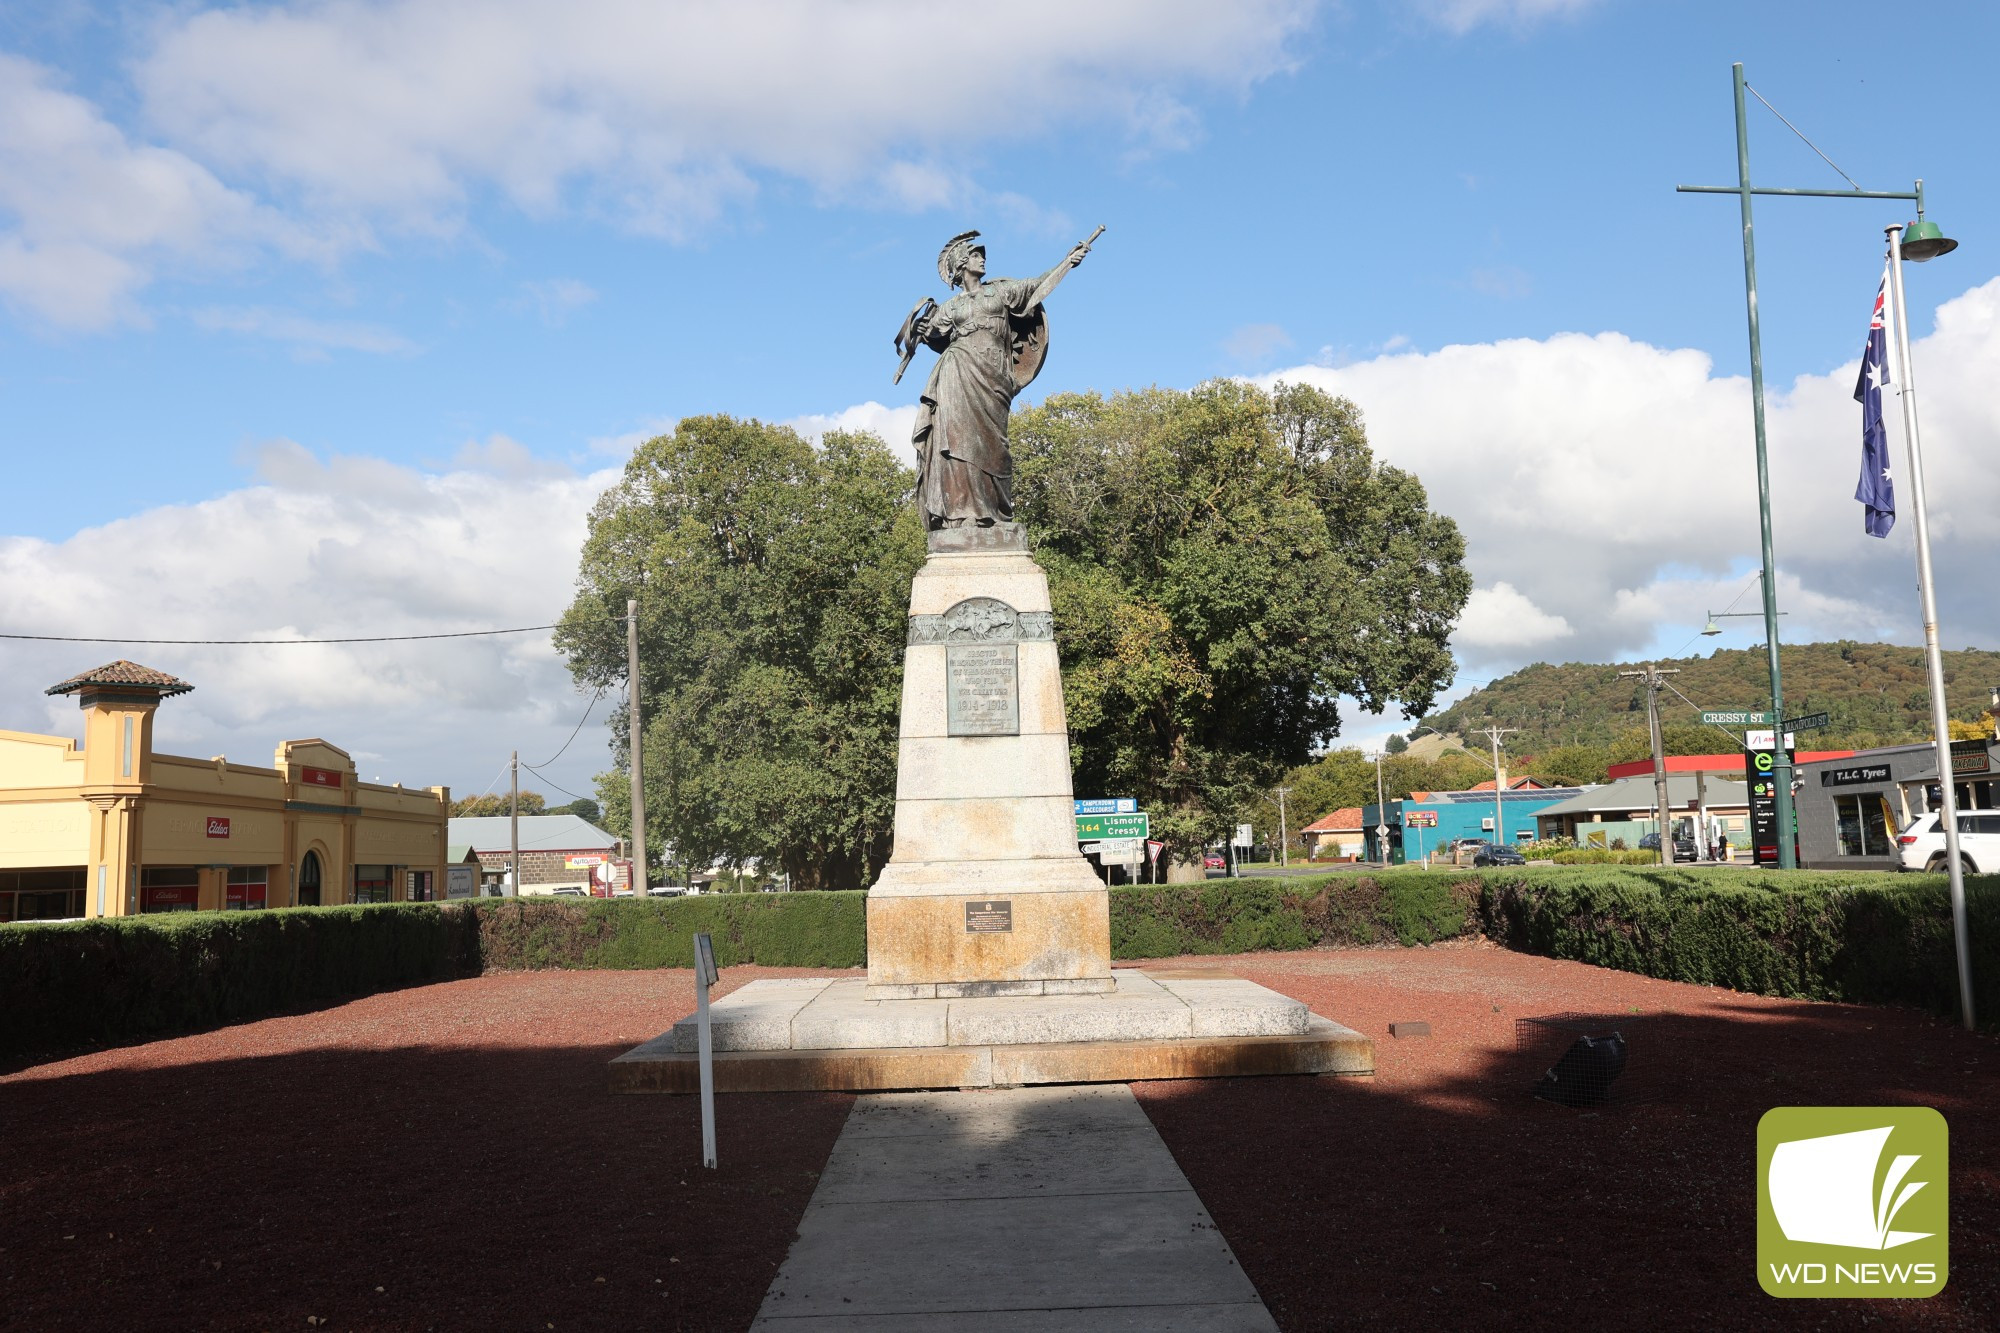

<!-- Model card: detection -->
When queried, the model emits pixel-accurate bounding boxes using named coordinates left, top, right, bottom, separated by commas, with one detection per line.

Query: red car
left=1203, top=853, right=1226, bottom=870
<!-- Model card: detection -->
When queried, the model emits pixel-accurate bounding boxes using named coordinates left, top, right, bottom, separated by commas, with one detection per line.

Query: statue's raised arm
left=1027, top=225, right=1105, bottom=309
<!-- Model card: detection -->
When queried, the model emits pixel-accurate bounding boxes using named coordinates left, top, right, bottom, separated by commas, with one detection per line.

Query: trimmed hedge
left=474, top=892, right=866, bottom=971
left=1472, top=865, right=2000, bottom=1021
left=1109, top=873, right=1477, bottom=957
left=0, top=903, right=481, bottom=1065
left=10, top=867, right=1995, bottom=1062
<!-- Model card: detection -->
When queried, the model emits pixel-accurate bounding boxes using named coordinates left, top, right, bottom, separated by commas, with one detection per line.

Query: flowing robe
left=913, top=277, right=1039, bottom=528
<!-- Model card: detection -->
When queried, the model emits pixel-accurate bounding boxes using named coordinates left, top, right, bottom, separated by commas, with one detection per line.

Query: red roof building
left=1299, top=806, right=1365, bottom=859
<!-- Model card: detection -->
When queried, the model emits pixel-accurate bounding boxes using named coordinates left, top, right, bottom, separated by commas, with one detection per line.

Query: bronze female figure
left=895, top=227, right=1102, bottom=532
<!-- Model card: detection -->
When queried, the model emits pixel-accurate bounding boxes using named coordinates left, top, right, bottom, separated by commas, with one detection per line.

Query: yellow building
left=0, top=661, right=450, bottom=921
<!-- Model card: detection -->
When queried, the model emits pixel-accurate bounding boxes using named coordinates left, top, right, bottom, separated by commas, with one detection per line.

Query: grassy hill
left=1419, top=641, right=2000, bottom=760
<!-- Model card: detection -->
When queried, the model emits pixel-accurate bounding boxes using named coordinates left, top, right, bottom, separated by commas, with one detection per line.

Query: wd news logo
left=1757, top=1107, right=1948, bottom=1298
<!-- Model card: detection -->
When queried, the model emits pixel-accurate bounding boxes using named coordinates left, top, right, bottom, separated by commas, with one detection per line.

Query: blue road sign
left=1073, top=798, right=1137, bottom=815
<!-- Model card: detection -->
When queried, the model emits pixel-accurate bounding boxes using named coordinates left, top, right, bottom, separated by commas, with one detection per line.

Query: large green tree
left=1014, top=381, right=1469, bottom=872
left=555, top=417, right=924, bottom=890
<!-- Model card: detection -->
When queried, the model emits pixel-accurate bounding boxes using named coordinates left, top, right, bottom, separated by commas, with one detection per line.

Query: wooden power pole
left=626, top=598, right=647, bottom=895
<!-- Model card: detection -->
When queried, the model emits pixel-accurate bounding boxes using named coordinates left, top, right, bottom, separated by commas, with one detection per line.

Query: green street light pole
left=1677, top=61, right=1928, bottom=870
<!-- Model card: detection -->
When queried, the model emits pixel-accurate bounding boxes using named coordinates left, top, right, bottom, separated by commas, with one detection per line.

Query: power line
left=520, top=768, right=598, bottom=807
left=0, top=624, right=560, bottom=645
left=522, top=686, right=607, bottom=770
left=464, top=756, right=515, bottom=805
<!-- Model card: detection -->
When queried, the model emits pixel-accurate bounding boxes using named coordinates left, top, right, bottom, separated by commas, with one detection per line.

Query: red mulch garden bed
left=3, top=947, right=1991, bottom=1330
left=1133, top=941, right=1997, bottom=1331
left=0, top=967, right=850, bottom=1332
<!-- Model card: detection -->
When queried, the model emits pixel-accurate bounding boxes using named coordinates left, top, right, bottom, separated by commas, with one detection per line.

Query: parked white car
left=1895, top=810, right=2000, bottom=872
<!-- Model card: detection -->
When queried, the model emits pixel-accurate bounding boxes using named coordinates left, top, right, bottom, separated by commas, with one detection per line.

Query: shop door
left=299, top=851, right=322, bottom=907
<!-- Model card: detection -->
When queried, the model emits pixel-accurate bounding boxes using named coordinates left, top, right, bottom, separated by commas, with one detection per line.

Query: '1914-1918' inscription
left=947, top=644, right=1019, bottom=736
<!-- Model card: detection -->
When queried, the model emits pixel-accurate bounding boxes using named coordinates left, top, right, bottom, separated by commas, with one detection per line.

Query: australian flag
left=1854, top=268, right=1895, bottom=537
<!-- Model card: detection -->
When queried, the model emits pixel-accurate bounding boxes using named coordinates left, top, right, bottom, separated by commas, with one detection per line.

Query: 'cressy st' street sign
left=1075, top=812, right=1149, bottom=840
left=1702, top=710, right=1771, bottom=726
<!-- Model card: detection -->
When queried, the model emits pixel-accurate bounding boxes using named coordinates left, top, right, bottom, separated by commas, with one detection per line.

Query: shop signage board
left=564, top=854, right=605, bottom=869
left=205, top=816, right=230, bottom=838
left=1405, top=810, right=1439, bottom=827
left=1745, top=730, right=1798, bottom=750
left=1702, top=710, right=1771, bottom=726
left=1950, top=739, right=1990, bottom=775
left=300, top=766, right=343, bottom=789
left=1820, top=763, right=1892, bottom=787
left=1743, top=746, right=1795, bottom=868
left=1074, top=798, right=1137, bottom=815
left=1075, top=811, right=1149, bottom=840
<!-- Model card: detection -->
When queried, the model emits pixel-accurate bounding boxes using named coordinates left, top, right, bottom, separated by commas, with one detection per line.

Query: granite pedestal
left=865, top=533, right=1112, bottom=999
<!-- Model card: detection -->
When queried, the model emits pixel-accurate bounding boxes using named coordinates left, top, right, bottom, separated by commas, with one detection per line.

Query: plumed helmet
left=937, top=230, right=983, bottom=286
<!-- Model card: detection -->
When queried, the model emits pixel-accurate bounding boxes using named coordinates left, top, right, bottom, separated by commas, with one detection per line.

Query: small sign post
left=692, top=932, right=719, bottom=1169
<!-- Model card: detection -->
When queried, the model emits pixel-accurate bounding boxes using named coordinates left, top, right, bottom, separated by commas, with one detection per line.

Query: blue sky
left=5, top=0, right=2000, bottom=801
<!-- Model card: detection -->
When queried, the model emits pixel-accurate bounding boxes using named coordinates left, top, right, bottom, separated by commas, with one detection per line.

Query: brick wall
left=473, top=849, right=606, bottom=885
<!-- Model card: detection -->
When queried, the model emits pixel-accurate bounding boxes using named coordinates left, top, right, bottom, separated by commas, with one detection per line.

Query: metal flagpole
left=1884, top=223, right=1977, bottom=1030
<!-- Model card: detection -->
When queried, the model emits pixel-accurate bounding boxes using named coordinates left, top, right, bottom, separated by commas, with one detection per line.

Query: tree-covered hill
left=1419, top=641, right=2000, bottom=760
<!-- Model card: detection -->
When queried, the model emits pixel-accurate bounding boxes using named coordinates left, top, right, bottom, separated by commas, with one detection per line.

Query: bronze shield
left=1010, top=305, right=1049, bottom=394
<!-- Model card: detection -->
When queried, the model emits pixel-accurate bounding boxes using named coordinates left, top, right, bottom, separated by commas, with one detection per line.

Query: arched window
left=299, top=850, right=322, bottom=907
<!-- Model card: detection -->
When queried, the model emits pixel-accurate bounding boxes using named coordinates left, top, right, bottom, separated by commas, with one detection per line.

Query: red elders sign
left=206, top=817, right=231, bottom=839
left=300, top=766, right=342, bottom=789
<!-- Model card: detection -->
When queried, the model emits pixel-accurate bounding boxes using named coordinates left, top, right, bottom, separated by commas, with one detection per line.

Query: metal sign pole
left=693, top=931, right=719, bottom=1167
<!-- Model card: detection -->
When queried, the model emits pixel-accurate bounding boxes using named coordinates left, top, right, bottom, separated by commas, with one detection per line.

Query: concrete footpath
left=750, top=1084, right=1279, bottom=1331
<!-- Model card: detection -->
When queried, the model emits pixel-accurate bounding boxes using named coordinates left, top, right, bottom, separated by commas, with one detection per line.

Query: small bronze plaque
left=964, top=899, right=1013, bottom=933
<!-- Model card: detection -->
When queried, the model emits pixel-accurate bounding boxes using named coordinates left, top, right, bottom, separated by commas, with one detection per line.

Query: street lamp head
left=1700, top=617, right=1722, bottom=637
left=1900, top=218, right=1958, bottom=262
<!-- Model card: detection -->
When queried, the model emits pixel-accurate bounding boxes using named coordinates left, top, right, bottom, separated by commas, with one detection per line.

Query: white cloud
left=1413, top=0, right=1604, bottom=34
left=191, top=305, right=419, bottom=357
left=134, top=0, right=1315, bottom=238
left=2, top=2, right=1315, bottom=327
left=1456, top=582, right=1573, bottom=648
left=0, top=443, right=622, bottom=798
left=787, top=400, right=922, bottom=464
left=1262, top=275, right=2000, bottom=671
left=0, top=53, right=328, bottom=329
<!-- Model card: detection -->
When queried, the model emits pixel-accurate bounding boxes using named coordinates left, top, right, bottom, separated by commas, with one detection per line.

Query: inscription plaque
left=965, top=899, right=1013, bottom=933
left=946, top=643, right=1020, bottom=736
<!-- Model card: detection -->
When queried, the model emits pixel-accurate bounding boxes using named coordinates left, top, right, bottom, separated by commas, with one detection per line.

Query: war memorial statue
left=895, top=227, right=1103, bottom=541
left=610, top=225, right=1370, bottom=1093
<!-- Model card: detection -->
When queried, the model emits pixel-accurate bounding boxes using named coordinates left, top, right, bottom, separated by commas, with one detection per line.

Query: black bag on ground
left=1534, top=1031, right=1627, bottom=1107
